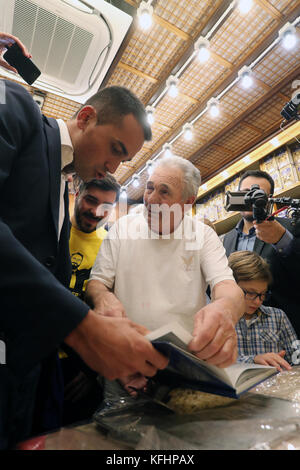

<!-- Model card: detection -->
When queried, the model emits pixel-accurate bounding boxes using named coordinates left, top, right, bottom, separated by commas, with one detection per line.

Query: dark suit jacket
left=0, top=79, right=90, bottom=379
left=223, top=217, right=300, bottom=337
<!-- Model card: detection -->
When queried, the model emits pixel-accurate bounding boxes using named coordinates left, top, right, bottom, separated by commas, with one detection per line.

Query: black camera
left=225, top=184, right=300, bottom=224
left=281, top=93, right=300, bottom=121
left=225, top=184, right=271, bottom=222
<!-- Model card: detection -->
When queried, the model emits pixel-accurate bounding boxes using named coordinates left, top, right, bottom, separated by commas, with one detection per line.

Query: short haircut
left=78, top=175, right=120, bottom=201
left=238, top=170, right=275, bottom=195
left=77, top=86, right=152, bottom=141
left=228, top=250, right=273, bottom=285
left=153, top=155, right=201, bottom=200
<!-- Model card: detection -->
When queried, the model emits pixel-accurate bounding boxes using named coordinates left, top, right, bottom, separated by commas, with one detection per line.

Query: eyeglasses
left=242, top=289, right=271, bottom=301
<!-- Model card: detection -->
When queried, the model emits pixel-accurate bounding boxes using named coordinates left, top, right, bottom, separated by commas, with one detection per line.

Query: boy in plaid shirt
left=228, top=250, right=298, bottom=371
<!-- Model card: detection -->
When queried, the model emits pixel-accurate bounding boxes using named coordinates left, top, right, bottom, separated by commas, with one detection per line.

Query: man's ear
left=184, top=196, right=196, bottom=206
left=76, top=105, right=97, bottom=130
left=183, top=196, right=196, bottom=213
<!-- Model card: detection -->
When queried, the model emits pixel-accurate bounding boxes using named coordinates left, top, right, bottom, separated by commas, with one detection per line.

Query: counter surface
left=18, top=367, right=300, bottom=450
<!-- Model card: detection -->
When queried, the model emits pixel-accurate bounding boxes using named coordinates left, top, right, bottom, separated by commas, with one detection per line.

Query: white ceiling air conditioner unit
left=0, top=0, right=132, bottom=103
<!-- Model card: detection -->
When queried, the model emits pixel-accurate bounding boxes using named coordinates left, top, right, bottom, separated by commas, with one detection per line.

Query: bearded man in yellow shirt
left=69, top=176, right=120, bottom=300
left=62, top=176, right=119, bottom=425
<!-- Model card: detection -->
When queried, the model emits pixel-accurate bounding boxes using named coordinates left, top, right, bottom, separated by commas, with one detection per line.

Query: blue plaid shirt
left=236, top=305, right=298, bottom=365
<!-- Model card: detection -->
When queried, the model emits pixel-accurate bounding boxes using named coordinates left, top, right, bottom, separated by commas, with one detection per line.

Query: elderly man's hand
left=93, top=291, right=127, bottom=318
left=188, top=301, right=238, bottom=368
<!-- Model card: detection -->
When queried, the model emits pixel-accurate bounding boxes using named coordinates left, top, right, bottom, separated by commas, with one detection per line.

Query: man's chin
left=241, top=212, right=254, bottom=223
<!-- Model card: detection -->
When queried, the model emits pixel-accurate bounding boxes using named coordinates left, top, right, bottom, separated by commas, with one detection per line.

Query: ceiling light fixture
left=238, top=65, right=253, bottom=89
left=183, top=122, right=194, bottom=141
left=207, top=97, right=220, bottom=118
left=279, top=23, right=297, bottom=50
left=166, top=75, right=179, bottom=98
left=120, top=187, right=127, bottom=199
left=194, top=36, right=210, bottom=63
left=137, top=0, right=153, bottom=31
left=132, top=175, right=140, bottom=188
left=163, top=143, right=173, bottom=158
left=146, top=161, right=154, bottom=175
left=238, top=0, right=253, bottom=15
left=146, top=105, right=155, bottom=125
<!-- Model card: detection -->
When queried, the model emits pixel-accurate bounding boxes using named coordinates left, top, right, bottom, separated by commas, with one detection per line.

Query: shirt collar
left=235, top=218, right=256, bottom=236
left=243, top=306, right=271, bottom=324
left=56, top=119, right=74, bottom=172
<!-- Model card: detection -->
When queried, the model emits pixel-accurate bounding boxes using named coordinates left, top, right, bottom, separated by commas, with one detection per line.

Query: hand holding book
left=188, top=298, right=239, bottom=368
left=146, top=321, right=278, bottom=399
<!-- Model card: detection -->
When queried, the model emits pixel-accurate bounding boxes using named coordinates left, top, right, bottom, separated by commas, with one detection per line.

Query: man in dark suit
left=0, top=33, right=168, bottom=449
left=223, top=169, right=300, bottom=338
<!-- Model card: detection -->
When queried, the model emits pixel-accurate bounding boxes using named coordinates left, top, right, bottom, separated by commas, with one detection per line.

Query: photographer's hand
left=254, top=219, right=286, bottom=244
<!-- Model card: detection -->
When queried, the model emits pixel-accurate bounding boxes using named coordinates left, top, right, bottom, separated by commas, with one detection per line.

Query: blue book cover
left=147, top=322, right=278, bottom=399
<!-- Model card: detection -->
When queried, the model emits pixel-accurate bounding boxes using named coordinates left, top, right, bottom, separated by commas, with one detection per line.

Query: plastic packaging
left=93, top=369, right=300, bottom=450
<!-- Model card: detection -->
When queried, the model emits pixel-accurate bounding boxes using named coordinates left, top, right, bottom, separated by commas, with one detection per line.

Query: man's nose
left=147, top=190, right=161, bottom=205
left=105, top=158, right=120, bottom=174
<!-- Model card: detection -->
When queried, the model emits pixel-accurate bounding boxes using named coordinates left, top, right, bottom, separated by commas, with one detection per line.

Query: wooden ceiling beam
left=254, top=0, right=283, bottom=20
left=239, top=121, right=264, bottom=134
left=211, top=144, right=234, bottom=156
left=118, top=62, right=158, bottom=83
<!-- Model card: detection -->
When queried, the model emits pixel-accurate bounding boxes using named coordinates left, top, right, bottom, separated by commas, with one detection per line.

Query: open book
left=146, top=321, right=278, bottom=399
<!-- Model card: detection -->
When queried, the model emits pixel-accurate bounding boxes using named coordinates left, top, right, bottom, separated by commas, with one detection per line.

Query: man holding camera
left=223, top=170, right=300, bottom=338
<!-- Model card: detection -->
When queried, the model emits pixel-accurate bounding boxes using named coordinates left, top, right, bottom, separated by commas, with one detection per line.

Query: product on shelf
left=268, top=170, right=283, bottom=194
left=279, top=164, right=299, bottom=188
left=224, top=176, right=239, bottom=194
left=260, top=154, right=278, bottom=173
left=275, top=146, right=294, bottom=169
left=289, top=142, right=300, bottom=165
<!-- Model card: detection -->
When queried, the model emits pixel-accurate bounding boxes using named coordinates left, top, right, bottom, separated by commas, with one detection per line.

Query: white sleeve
left=89, top=221, right=120, bottom=289
left=200, top=225, right=234, bottom=290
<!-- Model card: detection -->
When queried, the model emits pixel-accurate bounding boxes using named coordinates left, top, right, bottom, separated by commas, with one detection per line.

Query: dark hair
left=79, top=86, right=152, bottom=141
left=238, top=170, right=275, bottom=195
left=78, top=175, right=120, bottom=201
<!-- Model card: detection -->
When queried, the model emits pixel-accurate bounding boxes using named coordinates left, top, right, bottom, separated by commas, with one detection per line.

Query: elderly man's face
left=143, top=166, right=191, bottom=234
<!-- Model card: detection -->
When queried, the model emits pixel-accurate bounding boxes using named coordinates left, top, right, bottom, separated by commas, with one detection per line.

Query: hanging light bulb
left=137, top=1, right=153, bottom=31
left=238, top=66, right=253, bottom=89
left=146, top=105, right=155, bottom=125
left=120, top=187, right=127, bottom=199
left=132, top=175, right=140, bottom=188
left=166, top=75, right=179, bottom=98
left=183, top=123, right=194, bottom=141
left=207, top=98, right=220, bottom=118
left=238, top=0, right=253, bottom=14
left=163, top=143, right=173, bottom=158
left=194, top=37, right=210, bottom=64
left=279, top=23, right=297, bottom=50
left=146, top=161, right=153, bottom=175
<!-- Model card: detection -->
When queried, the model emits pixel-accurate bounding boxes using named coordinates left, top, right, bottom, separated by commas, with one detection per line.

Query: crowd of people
left=0, top=32, right=299, bottom=450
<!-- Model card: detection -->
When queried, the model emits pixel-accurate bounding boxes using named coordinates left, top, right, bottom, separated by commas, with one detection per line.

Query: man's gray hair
left=153, top=155, right=201, bottom=200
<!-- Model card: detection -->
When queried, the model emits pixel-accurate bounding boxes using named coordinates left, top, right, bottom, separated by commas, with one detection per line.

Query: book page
left=146, top=321, right=193, bottom=347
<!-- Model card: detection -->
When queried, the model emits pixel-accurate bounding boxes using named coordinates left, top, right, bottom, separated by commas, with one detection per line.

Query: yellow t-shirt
left=69, top=225, right=107, bottom=299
